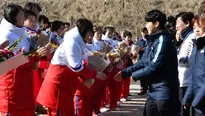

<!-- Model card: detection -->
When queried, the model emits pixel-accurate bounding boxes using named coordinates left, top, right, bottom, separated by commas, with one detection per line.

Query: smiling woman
left=3, top=4, right=24, bottom=27
left=0, top=4, right=36, bottom=116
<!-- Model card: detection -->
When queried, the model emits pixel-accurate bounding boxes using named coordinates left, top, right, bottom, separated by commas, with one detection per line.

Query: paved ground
left=39, top=82, right=146, bottom=116
left=101, top=83, right=146, bottom=116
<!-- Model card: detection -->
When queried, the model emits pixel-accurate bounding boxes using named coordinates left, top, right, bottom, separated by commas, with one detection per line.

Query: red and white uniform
left=0, top=18, right=38, bottom=116
left=101, top=36, right=120, bottom=110
left=101, top=35, right=118, bottom=50
left=92, top=38, right=104, bottom=52
left=90, top=38, right=110, bottom=114
left=25, top=27, right=43, bottom=105
left=105, top=63, right=122, bottom=109
left=119, top=41, right=134, bottom=100
left=74, top=43, right=96, bottom=116
left=37, top=27, right=97, bottom=116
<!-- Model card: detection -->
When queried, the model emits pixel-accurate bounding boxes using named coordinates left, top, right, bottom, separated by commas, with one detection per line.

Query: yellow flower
left=50, top=43, right=58, bottom=49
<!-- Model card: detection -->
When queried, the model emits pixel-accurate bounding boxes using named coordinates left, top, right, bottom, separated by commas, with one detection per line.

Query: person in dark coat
left=136, top=27, right=148, bottom=95
left=114, top=9, right=180, bottom=116
left=183, top=15, right=205, bottom=116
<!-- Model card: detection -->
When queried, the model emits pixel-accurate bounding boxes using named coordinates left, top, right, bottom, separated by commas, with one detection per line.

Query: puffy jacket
left=183, top=36, right=205, bottom=113
left=37, top=27, right=97, bottom=110
left=0, top=18, right=38, bottom=112
left=178, top=27, right=196, bottom=87
left=121, top=30, right=179, bottom=100
left=136, top=37, right=147, bottom=60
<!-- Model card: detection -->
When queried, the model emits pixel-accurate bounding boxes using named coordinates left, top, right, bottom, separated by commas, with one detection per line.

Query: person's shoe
left=105, top=104, right=110, bottom=108
left=100, top=107, right=109, bottom=113
left=34, top=112, right=38, bottom=116
left=137, top=89, right=147, bottom=95
left=35, top=104, right=47, bottom=114
left=128, top=93, right=132, bottom=96
left=120, top=98, right=127, bottom=102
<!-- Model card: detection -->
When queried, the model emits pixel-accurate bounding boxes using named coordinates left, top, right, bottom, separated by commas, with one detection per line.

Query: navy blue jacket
left=121, top=30, right=179, bottom=100
left=183, top=36, right=205, bottom=113
left=136, top=37, right=147, bottom=60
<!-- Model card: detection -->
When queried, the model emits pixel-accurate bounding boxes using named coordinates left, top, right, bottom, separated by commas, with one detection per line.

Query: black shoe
left=35, top=104, right=47, bottom=114
left=128, top=93, right=132, bottom=96
left=138, top=89, right=147, bottom=95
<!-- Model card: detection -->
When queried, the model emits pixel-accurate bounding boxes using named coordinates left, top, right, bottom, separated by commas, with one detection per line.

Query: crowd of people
left=0, top=1, right=205, bottom=116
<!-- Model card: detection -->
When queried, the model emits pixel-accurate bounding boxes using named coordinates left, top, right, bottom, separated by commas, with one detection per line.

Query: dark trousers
left=140, top=79, right=148, bottom=90
left=179, top=87, right=195, bottom=116
left=143, top=97, right=180, bottom=116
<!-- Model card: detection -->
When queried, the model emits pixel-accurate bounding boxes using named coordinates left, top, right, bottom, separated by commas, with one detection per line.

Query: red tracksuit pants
left=93, top=79, right=107, bottom=114
left=121, top=77, right=130, bottom=99
left=104, top=69, right=119, bottom=109
left=74, top=95, right=93, bottom=116
left=33, top=69, right=44, bottom=105
left=74, top=76, right=95, bottom=116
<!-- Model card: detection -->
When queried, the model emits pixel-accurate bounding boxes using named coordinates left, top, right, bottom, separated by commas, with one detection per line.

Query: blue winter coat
left=183, top=36, right=205, bottom=114
left=121, top=30, right=179, bottom=100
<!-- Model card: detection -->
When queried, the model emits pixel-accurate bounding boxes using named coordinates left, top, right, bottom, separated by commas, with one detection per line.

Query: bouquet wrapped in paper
left=0, top=48, right=29, bottom=75
left=88, top=55, right=110, bottom=72
left=85, top=54, right=110, bottom=88
left=101, top=41, right=113, bottom=53
left=0, top=33, right=35, bottom=74
left=0, top=33, right=29, bottom=62
left=105, top=47, right=129, bottom=64
left=26, top=29, right=50, bottom=48
left=24, top=41, right=59, bottom=57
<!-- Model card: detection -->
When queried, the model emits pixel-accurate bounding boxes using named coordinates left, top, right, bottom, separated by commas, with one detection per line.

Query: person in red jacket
left=0, top=4, right=50, bottom=116
left=37, top=19, right=107, bottom=116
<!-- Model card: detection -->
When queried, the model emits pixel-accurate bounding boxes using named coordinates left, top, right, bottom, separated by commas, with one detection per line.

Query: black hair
left=141, top=27, right=148, bottom=32
left=103, top=26, right=115, bottom=34
left=124, top=31, right=132, bottom=37
left=38, top=15, right=49, bottom=24
left=145, top=9, right=167, bottom=29
left=93, top=26, right=102, bottom=32
left=24, top=10, right=37, bottom=20
left=51, top=20, right=64, bottom=32
left=46, top=22, right=52, bottom=29
left=4, top=4, right=24, bottom=25
left=76, top=18, right=93, bottom=39
left=166, top=15, right=176, bottom=28
left=24, top=2, right=42, bottom=12
left=176, top=12, right=194, bottom=26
